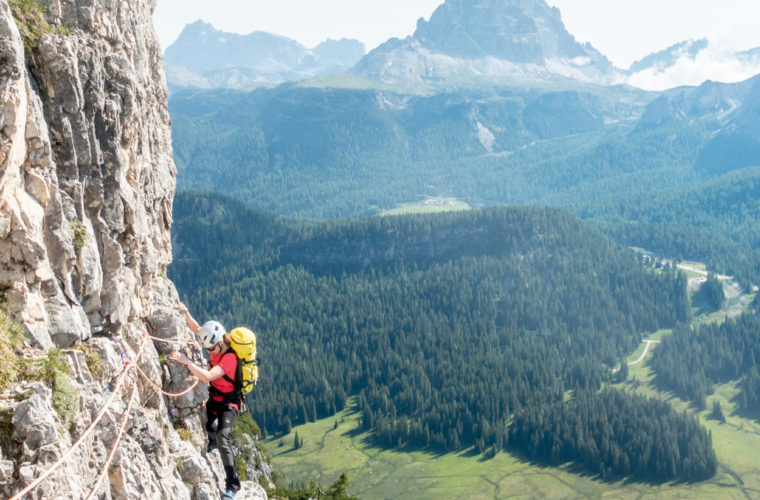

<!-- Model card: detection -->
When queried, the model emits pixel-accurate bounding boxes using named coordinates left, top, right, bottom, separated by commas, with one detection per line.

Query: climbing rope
left=143, top=331, right=205, bottom=364
left=133, top=361, right=201, bottom=397
left=143, top=332, right=196, bottom=347
left=84, top=379, right=139, bottom=500
left=10, top=329, right=205, bottom=499
left=9, top=336, right=149, bottom=500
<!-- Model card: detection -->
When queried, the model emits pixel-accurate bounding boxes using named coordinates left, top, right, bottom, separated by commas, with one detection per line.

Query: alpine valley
left=166, top=0, right=760, bottom=498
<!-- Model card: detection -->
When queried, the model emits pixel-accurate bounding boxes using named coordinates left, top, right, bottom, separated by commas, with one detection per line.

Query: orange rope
left=133, top=361, right=201, bottom=397
left=84, top=379, right=139, bottom=500
left=11, top=330, right=202, bottom=499
left=9, top=336, right=149, bottom=500
left=143, top=332, right=197, bottom=347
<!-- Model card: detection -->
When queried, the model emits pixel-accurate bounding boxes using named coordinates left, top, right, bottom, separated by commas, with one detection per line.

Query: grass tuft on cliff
left=8, top=0, right=69, bottom=53
left=0, top=305, right=24, bottom=393
left=51, top=371, right=79, bottom=432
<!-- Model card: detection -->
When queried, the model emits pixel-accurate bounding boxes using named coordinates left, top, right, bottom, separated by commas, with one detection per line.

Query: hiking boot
left=224, top=466, right=241, bottom=494
left=206, top=442, right=217, bottom=453
left=230, top=477, right=241, bottom=492
left=222, top=479, right=241, bottom=499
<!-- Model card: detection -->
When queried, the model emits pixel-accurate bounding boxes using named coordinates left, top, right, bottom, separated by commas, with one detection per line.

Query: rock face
left=0, top=0, right=269, bottom=498
left=0, top=0, right=174, bottom=346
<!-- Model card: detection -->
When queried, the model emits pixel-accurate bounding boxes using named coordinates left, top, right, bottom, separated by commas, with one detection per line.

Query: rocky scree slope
left=0, top=0, right=269, bottom=498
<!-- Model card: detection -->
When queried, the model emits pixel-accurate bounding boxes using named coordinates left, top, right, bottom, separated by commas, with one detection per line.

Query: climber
left=169, top=303, right=242, bottom=499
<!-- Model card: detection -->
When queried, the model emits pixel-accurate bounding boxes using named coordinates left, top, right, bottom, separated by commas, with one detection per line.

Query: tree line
left=651, top=312, right=760, bottom=414
left=509, top=388, right=717, bottom=482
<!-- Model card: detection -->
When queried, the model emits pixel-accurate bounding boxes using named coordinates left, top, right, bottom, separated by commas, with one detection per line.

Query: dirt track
left=628, top=339, right=660, bottom=366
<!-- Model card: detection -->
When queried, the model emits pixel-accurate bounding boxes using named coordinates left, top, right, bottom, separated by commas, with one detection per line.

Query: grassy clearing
left=299, top=74, right=434, bottom=94
left=381, top=198, right=471, bottom=216
left=624, top=329, right=668, bottom=363
left=681, top=268, right=706, bottom=279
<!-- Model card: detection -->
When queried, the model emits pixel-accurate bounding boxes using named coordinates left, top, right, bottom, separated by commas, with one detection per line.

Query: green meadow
left=381, top=198, right=471, bottom=216
left=264, top=382, right=760, bottom=499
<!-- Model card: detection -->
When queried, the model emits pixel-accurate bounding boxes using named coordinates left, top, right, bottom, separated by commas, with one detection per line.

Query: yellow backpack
left=228, top=327, right=259, bottom=395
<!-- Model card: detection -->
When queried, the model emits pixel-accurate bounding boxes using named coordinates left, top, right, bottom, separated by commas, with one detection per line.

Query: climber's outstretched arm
left=176, top=302, right=201, bottom=335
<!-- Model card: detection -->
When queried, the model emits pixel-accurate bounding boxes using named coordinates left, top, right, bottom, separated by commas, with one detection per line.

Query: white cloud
left=625, top=40, right=760, bottom=91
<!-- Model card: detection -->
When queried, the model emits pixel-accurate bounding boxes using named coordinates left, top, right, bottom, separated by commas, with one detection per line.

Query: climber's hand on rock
left=168, top=351, right=190, bottom=366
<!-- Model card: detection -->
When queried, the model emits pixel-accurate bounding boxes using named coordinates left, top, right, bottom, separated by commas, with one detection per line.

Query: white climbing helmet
left=199, top=320, right=226, bottom=349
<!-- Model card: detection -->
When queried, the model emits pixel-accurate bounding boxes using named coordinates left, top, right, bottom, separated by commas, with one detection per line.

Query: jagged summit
left=312, top=38, right=366, bottom=69
left=353, top=0, right=616, bottom=85
left=178, top=19, right=213, bottom=35
left=414, top=0, right=588, bottom=63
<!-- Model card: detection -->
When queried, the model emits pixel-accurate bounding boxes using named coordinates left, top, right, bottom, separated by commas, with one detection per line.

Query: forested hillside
left=169, top=84, right=662, bottom=219
left=510, top=389, right=716, bottom=481
left=169, top=192, right=719, bottom=482
left=581, top=166, right=760, bottom=287
left=652, top=312, right=760, bottom=414
left=169, top=80, right=760, bottom=286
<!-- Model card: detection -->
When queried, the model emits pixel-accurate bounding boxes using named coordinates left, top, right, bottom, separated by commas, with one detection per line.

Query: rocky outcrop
left=0, top=0, right=269, bottom=498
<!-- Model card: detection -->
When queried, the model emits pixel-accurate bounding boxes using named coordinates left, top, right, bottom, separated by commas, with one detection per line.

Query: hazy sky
left=152, top=0, right=760, bottom=69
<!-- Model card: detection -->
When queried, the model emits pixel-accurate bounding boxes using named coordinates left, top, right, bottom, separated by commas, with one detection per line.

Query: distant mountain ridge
left=163, top=2, right=760, bottom=91
left=163, top=20, right=365, bottom=90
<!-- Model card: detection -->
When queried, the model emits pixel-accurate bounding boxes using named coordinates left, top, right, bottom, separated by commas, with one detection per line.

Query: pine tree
left=293, top=431, right=301, bottom=449
left=710, top=400, right=726, bottom=423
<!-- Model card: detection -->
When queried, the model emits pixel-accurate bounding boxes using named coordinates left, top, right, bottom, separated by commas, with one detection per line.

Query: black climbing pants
left=206, top=398, right=238, bottom=469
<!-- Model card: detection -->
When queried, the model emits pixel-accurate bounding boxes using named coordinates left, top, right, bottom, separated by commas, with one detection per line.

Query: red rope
left=10, top=330, right=203, bottom=499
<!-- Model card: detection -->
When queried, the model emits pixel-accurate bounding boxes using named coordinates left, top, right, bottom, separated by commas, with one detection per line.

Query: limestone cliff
left=0, top=0, right=269, bottom=498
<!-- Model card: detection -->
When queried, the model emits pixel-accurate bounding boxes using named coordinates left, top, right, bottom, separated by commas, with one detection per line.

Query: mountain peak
left=353, top=0, right=614, bottom=85
left=178, top=19, right=217, bottom=37
left=412, top=0, right=587, bottom=63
